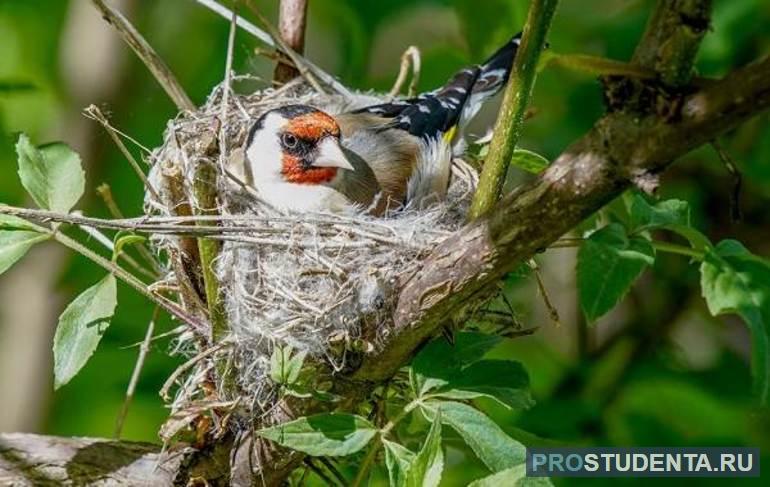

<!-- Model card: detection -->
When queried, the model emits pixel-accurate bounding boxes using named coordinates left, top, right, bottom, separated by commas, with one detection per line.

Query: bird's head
left=245, top=105, right=353, bottom=185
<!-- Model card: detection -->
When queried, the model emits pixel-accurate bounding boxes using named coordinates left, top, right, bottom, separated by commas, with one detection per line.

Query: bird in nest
left=244, top=33, right=521, bottom=215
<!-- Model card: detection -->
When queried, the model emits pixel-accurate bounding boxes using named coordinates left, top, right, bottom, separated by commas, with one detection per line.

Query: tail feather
left=459, top=33, right=522, bottom=127
left=353, top=33, right=522, bottom=139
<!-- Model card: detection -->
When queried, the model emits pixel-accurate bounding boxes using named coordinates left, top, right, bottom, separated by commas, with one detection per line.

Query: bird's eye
left=282, top=133, right=298, bottom=148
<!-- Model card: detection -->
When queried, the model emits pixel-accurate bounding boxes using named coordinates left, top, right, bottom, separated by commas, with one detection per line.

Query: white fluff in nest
left=148, top=79, right=476, bottom=411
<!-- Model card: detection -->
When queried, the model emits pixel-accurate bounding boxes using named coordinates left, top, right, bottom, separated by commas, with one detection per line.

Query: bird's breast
left=257, top=181, right=356, bottom=213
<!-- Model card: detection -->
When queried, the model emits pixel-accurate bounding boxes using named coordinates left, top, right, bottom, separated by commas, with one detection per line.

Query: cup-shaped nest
left=148, top=79, right=477, bottom=419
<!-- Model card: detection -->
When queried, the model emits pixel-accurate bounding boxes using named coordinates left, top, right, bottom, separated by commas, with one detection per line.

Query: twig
left=25, top=217, right=204, bottom=328
left=160, top=343, right=227, bottom=401
left=55, top=231, right=203, bottom=327
left=527, top=259, right=561, bottom=327
left=550, top=237, right=707, bottom=260
left=304, top=458, right=342, bottom=487
left=190, top=0, right=351, bottom=96
left=245, top=0, right=325, bottom=93
left=0, top=205, right=449, bottom=242
left=115, top=307, right=160, bottom=438
left=90, top=0, right=195, bottom=112
left=82, top=110, right=153, bottom=154
left=274, top=0, right=309, bottom=83
left=218, top=5, right=238, bottom=175
left=191, top=163, right=227, bottom=343
left=85, top=106, right=161, bottom=203
left=711, top=140, right=743, bottom=222
left=389, top=46, right=421, bottom=98
left=122, top=325, right=186, bottom=349
left=74, top=212, right=157, bottom=280
left=468, top=0, right=559, bottom=219
left=541, top=52, right=657, bottom=79
left=96, top=184, right=162, bottom=273
left=317, top=458, right=348, bottom=486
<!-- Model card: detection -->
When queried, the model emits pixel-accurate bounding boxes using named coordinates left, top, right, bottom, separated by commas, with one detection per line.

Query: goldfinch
left=244, top=34, right=521, bottom=215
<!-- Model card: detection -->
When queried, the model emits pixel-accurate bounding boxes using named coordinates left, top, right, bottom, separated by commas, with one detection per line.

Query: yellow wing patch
left=442, top=125, right=458, bottom=144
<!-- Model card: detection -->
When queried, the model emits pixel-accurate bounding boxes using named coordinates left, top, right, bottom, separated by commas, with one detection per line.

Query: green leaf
left=510, top=148, right=550, bottom=174
left=256, top=413, right=376, bottom=456
left=432, top=359, right=534, bottom=410
left=0, top=230, right=49, bottom=275
left=421, top=400, right=525, bottom=472
left=269, top=345, right=307, bottom=386
left=112, top=232, right=146, bottom=262
left=578, top=223, right=655, bottom=322
left=629, top=194, right=691, bottom=230
left=405, top=410, right=444, bottom=487
left=0, top=214, right=40, bottom=231
left=468, top=464, right=554, bottom=487
left=626, top=194, right=711, bottom=252
left=16, top=134, right=85, bottom=213
left=410, top=332, right=501, bottom=397
left=700, top=240, right=770, bottom=404
left=384, top=439, right=415, bottom=487
left=53, top=274, right=118, bottom=389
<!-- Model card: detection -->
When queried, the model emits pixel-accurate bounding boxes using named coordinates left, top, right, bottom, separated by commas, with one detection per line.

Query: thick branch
left=354, top=54, right=770, bottom=381
left=633, top=0, right=713, bottom=86
left=0, top=433, right=179, bottom=485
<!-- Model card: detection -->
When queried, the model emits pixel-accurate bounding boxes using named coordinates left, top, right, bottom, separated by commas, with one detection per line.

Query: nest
left=148, top=78, right=478, bottom=426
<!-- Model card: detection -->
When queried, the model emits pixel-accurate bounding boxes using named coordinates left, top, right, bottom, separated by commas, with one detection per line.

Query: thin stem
left=191, top=0, right=351, bottom=95
left=304, top=458, right=343, bottom=487
left=219, top=4, right=237, bottom=166
left=86, top=105, right=161, bottom=203
left=351, top=399, right=420, bottom=487
left=316, top=458, right=348, bottom=487
left=193, top=162, right=228, bottom=343
left=651, top=240, right=705, bottom=260
left=96, top=184, right=162, bottom=273
left=528, top=259, right=561, bottom=327
left=550, top=236, right=707, bottom=260
left=351, top=439, right=380, bottom=487
left=90, top=0, right=195, bottom=111
left=115, top=307, right=159, bottom=438
left=74, top=216, right=157, bottom=280
left=468, top=0, right=559, bottom=219
left=245, top=0, right=326, bottom=93
left=540, top=52, right=657, bottom=79
left=14, top=214, right=202, bottom=328
left=52, top=229, right=203, bottom=328
left=389, top=46, right=421, bottom=98
left=711, top=140, right=743, bottom=222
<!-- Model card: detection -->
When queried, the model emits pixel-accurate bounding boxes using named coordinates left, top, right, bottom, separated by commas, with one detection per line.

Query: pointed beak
left=313, top=137, right=354, bottom=171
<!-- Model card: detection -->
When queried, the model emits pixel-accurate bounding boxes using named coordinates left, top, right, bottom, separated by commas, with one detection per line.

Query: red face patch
left=286, top=112, right=341, bottom=140
left=281, top=154, right=337, bottom=184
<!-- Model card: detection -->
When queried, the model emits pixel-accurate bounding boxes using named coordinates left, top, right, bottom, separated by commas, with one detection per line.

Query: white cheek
left=246, top=114, right=287, bottom=183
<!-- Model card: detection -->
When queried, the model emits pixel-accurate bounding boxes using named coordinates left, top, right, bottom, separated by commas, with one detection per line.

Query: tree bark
left=0, top=433, right=180, bottom=486
left=273, top=0, right=309, bottom=83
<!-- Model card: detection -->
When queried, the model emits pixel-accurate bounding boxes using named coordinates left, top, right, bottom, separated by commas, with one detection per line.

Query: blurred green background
left=1, top=0, right=769, bottom=485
